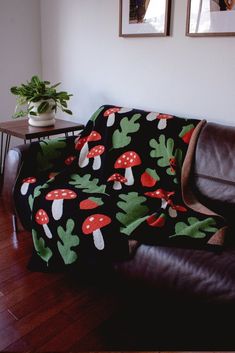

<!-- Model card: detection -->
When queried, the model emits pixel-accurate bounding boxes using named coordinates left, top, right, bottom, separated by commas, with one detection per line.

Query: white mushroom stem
left=146, top=112, right=158, bottom=121
left=20, top=183, right=29, bottom=195
left=158, top=119, right=167, bottom=130
left=107, top=113, right=115, bottom=127
left=169, top=207, right=177, bottom=218
left=52, top=199, right=64, bottom=220
left=119, top=108, right=132, bottom=114
left=43, top=224, right=52, bottom=239
left=78, top=142, right=89, bottom=168
left=92, top=156, right=101, bottom=170
left=92, top=228, right=105, bottom=250
left=124, top=167, right=134, bottom=186
left=161, top=199, right=168, bottom=209
left=113, top=181, right=122, bottom=190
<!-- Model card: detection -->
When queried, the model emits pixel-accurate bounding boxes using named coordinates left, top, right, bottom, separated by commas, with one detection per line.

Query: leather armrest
left=2, top=144, right=30, bottom=214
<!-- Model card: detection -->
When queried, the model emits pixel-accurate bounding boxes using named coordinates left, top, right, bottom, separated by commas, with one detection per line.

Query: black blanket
left=14, top=105, right=226, bottom=271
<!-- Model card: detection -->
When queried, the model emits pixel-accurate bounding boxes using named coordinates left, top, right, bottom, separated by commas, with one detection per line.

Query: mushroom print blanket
left=14, top=105, right=227, bottom=271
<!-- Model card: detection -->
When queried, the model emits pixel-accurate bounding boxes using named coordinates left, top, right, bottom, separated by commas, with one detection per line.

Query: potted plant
left=10, top=75, right=73, bottom=127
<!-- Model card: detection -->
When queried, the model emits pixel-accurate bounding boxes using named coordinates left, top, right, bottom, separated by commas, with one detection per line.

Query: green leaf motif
left=150, top=135, right=183, bottom=178
left=112, top=114, right=141, bottom=149
left=69, top=173, right=107, bottom=194
left=57, top=219, right=80, bottom=265
left=37, top=138, right=67, bottom=172
left=116, top=192, right=149, bottom=236
left=32, top=229, right=52, bottom=264
left=91, top=106, right=104, bottom=124
left=171, top=217, right=218, bottom=239
left=28, top=182, right=50, bottom=211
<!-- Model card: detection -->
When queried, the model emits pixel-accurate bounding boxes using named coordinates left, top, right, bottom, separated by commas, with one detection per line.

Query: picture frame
left=119, top=0, right=171, bottom=37
left=186, top=0, right=235, bottom=36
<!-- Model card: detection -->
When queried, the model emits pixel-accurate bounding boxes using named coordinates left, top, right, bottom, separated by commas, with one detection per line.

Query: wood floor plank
left=8, top=276, right=78, bottom=319
left=0, top=242, right=32, bottom=271
left=8, top=312, right=71, bottom=352
left=0, top=231, right=31, bottom=251
left=0, top=256, right=30, bottom=283
left=0, top=271, right=62, bottom=313
left=38, top=292, right=121, bottom=351
left=0, top=284, right=89, bottom=350
left=4, top=337, right=30, bottom=352
left=0, top=324, right=22, bottom=351
left=0, top=310, right=17, bottom=331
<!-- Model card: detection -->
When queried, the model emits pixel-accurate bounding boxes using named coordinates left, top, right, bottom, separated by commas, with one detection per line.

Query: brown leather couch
left=2, top=121, right=235, bottom=349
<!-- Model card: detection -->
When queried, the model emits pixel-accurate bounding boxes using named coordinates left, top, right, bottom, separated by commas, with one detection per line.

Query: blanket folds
left=14, top=105, right=226, bottom=271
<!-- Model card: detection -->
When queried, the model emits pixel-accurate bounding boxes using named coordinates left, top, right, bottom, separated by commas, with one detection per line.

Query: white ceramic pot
left=28, top=99, right=56, bottom=127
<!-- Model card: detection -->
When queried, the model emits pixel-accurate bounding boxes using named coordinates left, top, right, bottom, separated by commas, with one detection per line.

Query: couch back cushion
left=194, top=122, right=235, bottom=222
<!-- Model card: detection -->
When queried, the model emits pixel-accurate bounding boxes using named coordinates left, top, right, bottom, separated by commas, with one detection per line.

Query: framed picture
left=186, top=0, right=235, bottom=36
left=119, top=0, right=171, bottom=37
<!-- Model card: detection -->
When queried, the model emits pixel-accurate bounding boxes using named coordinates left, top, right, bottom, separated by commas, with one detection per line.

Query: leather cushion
left=114, top=243, right=235, bottom=303
left=194, top=122, right=235, bottom=220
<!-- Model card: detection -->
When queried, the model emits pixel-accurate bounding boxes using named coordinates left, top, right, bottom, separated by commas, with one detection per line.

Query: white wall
left=43, top=0, right=234, bottom=126
left=0, top=0, right=42, bottom=150
left=0, top=0, right=42, bottom=124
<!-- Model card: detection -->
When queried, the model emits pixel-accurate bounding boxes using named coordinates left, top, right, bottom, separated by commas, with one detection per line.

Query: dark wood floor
left=0, top=199, right=128, bottom=352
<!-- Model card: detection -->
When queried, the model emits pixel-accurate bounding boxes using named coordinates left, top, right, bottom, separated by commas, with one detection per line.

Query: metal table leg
left=0, top=132, right=11, bottom=191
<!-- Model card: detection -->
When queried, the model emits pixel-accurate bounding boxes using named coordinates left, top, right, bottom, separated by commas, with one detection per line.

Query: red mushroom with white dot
left=46, top=189, right=77, bottom=220
left=82, top=214, right=111, bottom=250
left=146, top=112, right=173, bottom=130
left=65, top=155, right=76, bottom=165
left=114, top=151, right=141, bottom=186
left=103, top=107, right=132, bottom=127
left=35, top=209, right=52, bottom=238
left=157, top=114, right=173, bottom=130
left=20, top=177, right=36, bottom=195
left=78, top=131, right=101, bottom=168
left=87, top=145, right=105, bottom=170
left=145, top=189, right=175, bottom=209
left=107, top=173, right=127, bottom=190
left=75, top=136, right=88, bottom=151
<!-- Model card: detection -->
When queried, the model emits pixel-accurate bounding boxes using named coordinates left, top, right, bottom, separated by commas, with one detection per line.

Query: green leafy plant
left=10, top=75, right=73, bottom=118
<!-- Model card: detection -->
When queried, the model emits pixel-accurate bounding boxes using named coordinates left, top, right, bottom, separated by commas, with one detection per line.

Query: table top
left=0, top=118, right=84, bottom=140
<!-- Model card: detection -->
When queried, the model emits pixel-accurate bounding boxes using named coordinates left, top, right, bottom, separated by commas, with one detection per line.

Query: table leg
left=2, top=134, right=11, bottom=175
left=0, top=132, right=11, bottom=191
left=0, top=132, right=3, bottom=175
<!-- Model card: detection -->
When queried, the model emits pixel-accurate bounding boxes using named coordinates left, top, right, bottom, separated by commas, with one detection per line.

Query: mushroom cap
left=157, top=113, right=173, bottom=120
left=35, top=209, right=49, bottom=225
left=87, top=145, right=105, bottom=158
left=82, top=214, right=111, bottom=234
left=103, top=107, right=120, bottom=117
left=145, top=189, right=175, bottom=199
left=107, top=173, right=127, bottom=183
left=75, top=136, right=88, bottom=150
left=65, top=156, right=76, bottom=165
left=22, top=177, right=36, bottom=184
left=45, top=189, right=77, bottom=201
left=114, top=151, right=141, bottom=169
left=87, top=131, right=101, bottom=142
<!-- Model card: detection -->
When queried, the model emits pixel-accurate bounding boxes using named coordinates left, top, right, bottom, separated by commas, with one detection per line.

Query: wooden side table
left=0, top=118, right=84, bottom=180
